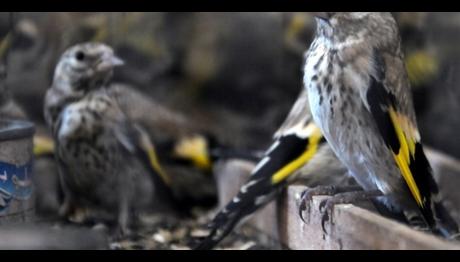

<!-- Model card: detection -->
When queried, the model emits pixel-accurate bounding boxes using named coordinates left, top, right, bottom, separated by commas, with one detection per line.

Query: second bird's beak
left=97, top=54, right=124, bottom=71
left=110, top=55, right=124, bottom=66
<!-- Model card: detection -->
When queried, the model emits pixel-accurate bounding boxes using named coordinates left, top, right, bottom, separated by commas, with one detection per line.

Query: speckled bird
left=44, top=42, right=177, bottom=236
left=302, top=12, right=458, bottom=238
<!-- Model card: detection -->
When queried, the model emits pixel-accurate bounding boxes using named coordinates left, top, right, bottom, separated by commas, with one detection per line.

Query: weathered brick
left=213, top=148, right=460, bottom=250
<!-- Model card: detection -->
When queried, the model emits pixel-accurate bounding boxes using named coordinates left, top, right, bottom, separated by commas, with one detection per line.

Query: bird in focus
left=302, top=12, right=459, bottom=238
left=194, top=88, right=353, bottom=250
left=44, top=42, right=180, bottom=237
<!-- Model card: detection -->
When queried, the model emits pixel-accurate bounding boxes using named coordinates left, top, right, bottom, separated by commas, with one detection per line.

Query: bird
left=38, top=68, right=239, bottom=216
left=40, top=80, right=247, bottom=211
left=43, top=42, right=178, bottom=236
left=36, top=78, right=234, bottom=173
left=194, top=88, right=354, bottom=250
left=302, top=12, right=459, bottom=239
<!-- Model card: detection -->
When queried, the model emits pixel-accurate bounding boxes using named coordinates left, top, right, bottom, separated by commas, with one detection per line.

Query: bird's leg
left=298, top=185, right=363, bottom=223
left=58, top=186, right=76, bottom=219
left=58, top=198, right=72, bottom=218
left=57, top=167, right=75, bottom=219
left=114, top=195, right=132, bottom=240
left=318, top=190, right=383, bottom=235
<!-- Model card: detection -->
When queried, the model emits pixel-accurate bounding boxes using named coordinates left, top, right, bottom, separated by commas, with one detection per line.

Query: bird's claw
left=319, top=198, right=334, bottom=235
left=298, top=186, right=338, bottom=224
left=298, top=189, right=312, bottom=224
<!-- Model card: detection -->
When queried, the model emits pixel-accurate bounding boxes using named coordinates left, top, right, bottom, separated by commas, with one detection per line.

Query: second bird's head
left=53, top=42, right=124, bottom=94
left=312, top=12, right=399, bottom=47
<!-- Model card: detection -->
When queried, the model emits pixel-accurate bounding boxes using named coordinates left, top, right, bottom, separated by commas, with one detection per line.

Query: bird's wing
left=114, top=120, right=173, bottom=188
left=363, top=50, right=452, bottom=231
left=109, top=84, right=216, bottom=172
left=113, top=119, right=192, bottom=212
left=195, top=90, right=326, bottom=250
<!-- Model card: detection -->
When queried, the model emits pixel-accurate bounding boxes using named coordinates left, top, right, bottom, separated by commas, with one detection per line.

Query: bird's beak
left=110, top=55, right=125, bottom=67
left=97, top=54, right=124, bottom=71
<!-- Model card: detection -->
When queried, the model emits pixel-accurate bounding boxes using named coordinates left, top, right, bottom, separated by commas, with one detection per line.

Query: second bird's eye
left=75, top=51, right=86, bottom=61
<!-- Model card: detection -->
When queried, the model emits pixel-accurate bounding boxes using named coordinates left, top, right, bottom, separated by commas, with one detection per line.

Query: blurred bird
left=36, top=79, right=234, bottom=174
left=302, top=12, right=458, bottom=238
left=194, top=89, right=352, bottom=250
left=42, top=80, right=258, bottom=209
left=44, top=42, right=179, bottom=236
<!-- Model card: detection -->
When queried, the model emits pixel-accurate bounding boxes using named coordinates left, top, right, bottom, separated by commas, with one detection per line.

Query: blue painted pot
left=0, top=119, right=35, bottom=224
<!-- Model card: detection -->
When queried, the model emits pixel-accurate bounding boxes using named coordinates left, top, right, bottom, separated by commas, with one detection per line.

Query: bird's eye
left=75, top=51, right=85, bottom=61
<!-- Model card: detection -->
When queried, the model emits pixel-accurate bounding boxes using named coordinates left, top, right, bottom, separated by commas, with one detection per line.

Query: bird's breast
left=303, top=40, right=336, bottom=133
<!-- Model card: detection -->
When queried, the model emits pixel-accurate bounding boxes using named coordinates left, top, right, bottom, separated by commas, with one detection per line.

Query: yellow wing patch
left=271, top=124, right=323, bottom=185
left=138, top=132, right=172, bottom=186
left=33, top=135, right=55, bottom=156
left=173, top=135, right=212, bottom=171
left=146, top=146, right=172, bottom=186
left=388, top=108, right=424, bottom=207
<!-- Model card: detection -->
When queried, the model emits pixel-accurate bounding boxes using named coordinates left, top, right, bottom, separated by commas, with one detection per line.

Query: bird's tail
left=194, top=207, right=248, bottom=250
left=193, top=178, right=283, bottom=250
left=194, top=123, right=325, bottom=249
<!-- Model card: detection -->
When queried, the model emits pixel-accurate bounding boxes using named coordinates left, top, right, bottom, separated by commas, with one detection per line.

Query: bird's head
left=52, top=42, right=124, bottom=94
left=312, top=12, right=399, bottom=47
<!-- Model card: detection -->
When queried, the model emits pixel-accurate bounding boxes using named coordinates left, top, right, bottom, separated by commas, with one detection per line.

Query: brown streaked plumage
left=44, top=43, right=177, bottom=236
left=304, top=12, right=458, bottom=238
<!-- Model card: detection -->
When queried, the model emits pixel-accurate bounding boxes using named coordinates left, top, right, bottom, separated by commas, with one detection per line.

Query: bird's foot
left=68, top=207, right=91, bottom=224
left=448, top=233, right=460, bottom=242
left=298, top=185, right=363, bottom=224
left=58, top=199, right=74, bottom=218
left=111, top=224, right=134, bottom=241
left=318, top=190, right=383, bottom=235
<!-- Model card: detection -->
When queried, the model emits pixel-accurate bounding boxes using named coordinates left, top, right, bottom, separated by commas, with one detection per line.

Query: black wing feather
left=194, top=133, right=326, bottom=249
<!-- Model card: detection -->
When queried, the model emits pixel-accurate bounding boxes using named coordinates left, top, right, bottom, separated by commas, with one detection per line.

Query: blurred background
left=0, top=12, right=459, bottom=249
left=1, top=12, right=459, bottom=155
